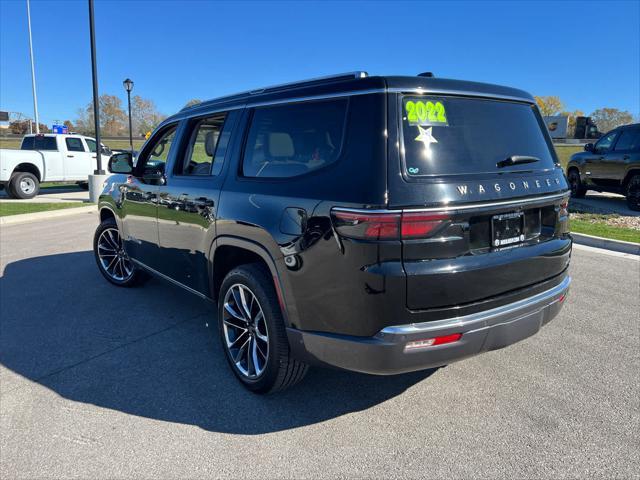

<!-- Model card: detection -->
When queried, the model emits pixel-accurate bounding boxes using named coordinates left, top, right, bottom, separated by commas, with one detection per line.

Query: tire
left=218, top=263, right=308, bottom=394
left=9, top=171, right=39, bottom=199
left=625, top=175, right=640, bottom=211
left=93, top=217, right=146, bottom=287
left=78, top=182, right=89, bottom=190
left=568, top=169, right=587, bottom=198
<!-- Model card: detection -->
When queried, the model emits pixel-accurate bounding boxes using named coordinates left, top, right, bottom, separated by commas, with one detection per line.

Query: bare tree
left=590, top=108, right=634, bottom=133
left=131, top=95, right=166, bottom=137
left=183, top=98, right=202, bottom=109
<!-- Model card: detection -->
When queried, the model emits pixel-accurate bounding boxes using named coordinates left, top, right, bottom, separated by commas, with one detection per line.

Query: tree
left=183, top=98, right=202, bottom=109
left=560, top=110, right=584, bottom=138
left=75, top=94, right=127, bottom=136
left=131, top=95, right=165, bottom=136
left=63, top=120, right=74, bottom=132
left=9, top=120, right=49, bottom=134
left=590, top=108, right=634, bottom=133
left=535, top=96, right=565, bottom=116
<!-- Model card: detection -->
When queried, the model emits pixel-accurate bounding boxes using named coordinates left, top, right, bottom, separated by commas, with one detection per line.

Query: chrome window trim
left=387, top=87, right=534, bottom=104
left=333, top=192, right=569, bottom=215
left=379, top=276, right=571, bottom=335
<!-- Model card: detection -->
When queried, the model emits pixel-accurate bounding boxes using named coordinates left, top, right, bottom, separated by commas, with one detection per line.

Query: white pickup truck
left=0, top=133, right=111, bottom=199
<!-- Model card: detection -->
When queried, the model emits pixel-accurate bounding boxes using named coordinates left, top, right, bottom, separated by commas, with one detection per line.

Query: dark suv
left=567, top=123, right=640, bottom=210
left=95, top=72, right=572, bottom=393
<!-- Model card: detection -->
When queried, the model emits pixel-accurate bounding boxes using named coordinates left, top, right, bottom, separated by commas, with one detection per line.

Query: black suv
left=95, top=72, right=572, bottom=393
left=567, top=123, right=640, bottom=210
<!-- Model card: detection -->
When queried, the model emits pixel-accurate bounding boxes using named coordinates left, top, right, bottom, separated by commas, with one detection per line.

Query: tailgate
left=403, top=194, right=571, bottom=310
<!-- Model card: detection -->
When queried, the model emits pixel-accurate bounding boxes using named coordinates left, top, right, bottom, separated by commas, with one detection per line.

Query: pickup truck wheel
left=78, top=182, right=89, bottom=190
left=218, top=264, right=308, bottom=394
left=10, top=172, right=39, bottom=199
left=626, top=175, right=640, bottom=211
left=568, top=170, right=586, bottom=198
left=93, top=218, right=145, bottom=287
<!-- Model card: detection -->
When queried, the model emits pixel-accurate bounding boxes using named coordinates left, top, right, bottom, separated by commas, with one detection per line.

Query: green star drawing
left=414, top=125, right=438, bottom=148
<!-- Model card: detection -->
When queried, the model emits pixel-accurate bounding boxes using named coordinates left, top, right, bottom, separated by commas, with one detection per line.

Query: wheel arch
left=210, top=236, right=297, bottom=328
left=622, top=169, right=640, bottom=193
left=12, top=163, right=42, bottom=182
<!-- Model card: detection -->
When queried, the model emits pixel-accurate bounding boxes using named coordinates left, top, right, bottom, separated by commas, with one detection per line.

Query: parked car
left=567, top=123, right=640, bottom=210
left=0, top=133, right=111, bottom=199
left=95, top=72, right=572, bottom=393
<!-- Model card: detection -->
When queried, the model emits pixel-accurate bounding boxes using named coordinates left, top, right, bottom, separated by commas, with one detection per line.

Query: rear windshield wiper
left=497, top=155, right=540, bottom=168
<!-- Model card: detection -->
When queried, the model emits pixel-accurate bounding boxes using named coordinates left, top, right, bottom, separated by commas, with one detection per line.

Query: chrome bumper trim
left=379, top=276, right=571, bottom=335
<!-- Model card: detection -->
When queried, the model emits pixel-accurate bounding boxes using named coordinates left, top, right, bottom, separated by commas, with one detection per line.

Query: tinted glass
left=85, top=139, right=97, bottom=153
left=594, top=130, right=618, bottom=153
left=65, top=137, right=85, bottom=152
left=20, top=137, right=34, bottom=150
left=401, top=96, right=556, bottom=176
left=136, top=125, right=177, bottom=175
left=21, top=136, right=57, bottom=151
left=243, top=99, right=347, bottom=178
left=613, top=128, right=640, bottom=152
left=176, top=113, right=228, bottom=176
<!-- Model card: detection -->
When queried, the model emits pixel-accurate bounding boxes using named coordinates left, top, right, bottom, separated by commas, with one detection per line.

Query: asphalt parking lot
left=1, top=213, right=639, bottom=479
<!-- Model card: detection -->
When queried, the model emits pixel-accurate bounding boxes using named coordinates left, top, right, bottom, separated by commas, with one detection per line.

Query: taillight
left=332, top=209, right=449, bottom=240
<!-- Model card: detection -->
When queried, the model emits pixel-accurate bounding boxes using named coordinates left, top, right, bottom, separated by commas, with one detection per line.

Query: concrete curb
left=571, top=232, right=640, bottom=256
left=0, top=205, right=96, bottom=226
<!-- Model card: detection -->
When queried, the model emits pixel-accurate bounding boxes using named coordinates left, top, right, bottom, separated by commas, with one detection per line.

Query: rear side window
left=242, top=99, right=347, bottom=178
left=21, top=136, right=57, bottom=151
left=85, top=139, right=97, bottom=152
left=614, top=128, right=640, bottom=152
left=401, top=96, right=557, bottom=176
left=65, top=138, right=85, bottom=152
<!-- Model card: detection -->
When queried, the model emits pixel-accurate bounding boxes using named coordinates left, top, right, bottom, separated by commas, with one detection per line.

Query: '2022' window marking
left=405, top=100, right=448, bottom=126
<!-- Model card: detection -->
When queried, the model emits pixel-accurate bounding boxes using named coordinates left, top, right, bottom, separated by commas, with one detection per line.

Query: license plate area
left=492, top=211, right=525, bottom=247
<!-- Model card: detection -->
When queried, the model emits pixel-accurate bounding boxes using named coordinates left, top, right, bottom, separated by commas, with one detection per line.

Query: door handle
left=67, top=154, right=75, bottom=158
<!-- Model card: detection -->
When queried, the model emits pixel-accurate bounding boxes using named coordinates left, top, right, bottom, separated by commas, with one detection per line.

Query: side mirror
left=108, top=152, right=134, bottom=174
left=101, top=146, right=112, bottom=156
left=584, top=143, right=594, bottom=152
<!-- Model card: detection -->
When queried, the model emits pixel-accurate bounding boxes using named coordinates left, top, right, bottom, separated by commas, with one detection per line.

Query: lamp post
left=123, top=78, right=134, bottom=154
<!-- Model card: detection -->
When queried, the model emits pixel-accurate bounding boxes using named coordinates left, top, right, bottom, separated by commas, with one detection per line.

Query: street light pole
left=123, top=78, right=134, bottom=154
left=26, top=0, right=39, bottom=134
left=88, top=0, right=104, bottom=174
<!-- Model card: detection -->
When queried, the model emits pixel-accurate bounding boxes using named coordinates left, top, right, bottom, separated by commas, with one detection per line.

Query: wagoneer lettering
left=94, top=72, right=572, bottom=394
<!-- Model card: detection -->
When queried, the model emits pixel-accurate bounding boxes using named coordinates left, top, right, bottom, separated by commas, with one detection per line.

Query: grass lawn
left=570, top=217, right=640, bottom=244
left=0, top=202, right=88, bottom=217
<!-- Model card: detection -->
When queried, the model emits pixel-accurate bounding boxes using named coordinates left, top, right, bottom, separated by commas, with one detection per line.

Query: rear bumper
left=287, top=275, right=571, bottom=375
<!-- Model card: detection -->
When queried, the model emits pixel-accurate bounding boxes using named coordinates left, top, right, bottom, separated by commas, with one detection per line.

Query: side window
left=175, top=113, right=229, bottom=176
left=31, top=136, right=58, bottom=151
left=613, top=128, right=640, bottom=152
left=85, top=139, right=97, bottom=153
left=65, top=138, right=85, bottom=152
left=594, top=131, right=618, bottom=154
left=20, top=137, right=35, bottom=150
left=242, top=99, right=347, bottom=178
left=135, top=125, right=178, bottom=177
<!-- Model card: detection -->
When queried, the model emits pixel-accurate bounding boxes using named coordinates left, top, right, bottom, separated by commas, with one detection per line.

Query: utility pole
left=26, top=0, right=39, bottom=133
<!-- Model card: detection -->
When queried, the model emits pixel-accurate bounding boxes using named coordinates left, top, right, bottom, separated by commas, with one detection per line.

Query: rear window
left=242, top=99, right=347, bottom=178
left=401, top=96, right=557, bottom=176
left=21, top=136, right=58, bottom=151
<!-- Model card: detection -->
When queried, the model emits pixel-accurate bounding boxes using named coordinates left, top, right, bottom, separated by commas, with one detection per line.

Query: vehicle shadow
left=0, top=251, right=436, bottom=434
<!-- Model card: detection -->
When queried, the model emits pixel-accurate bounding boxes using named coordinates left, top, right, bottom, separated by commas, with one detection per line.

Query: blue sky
left=1, top=0, right=638, bottom=127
